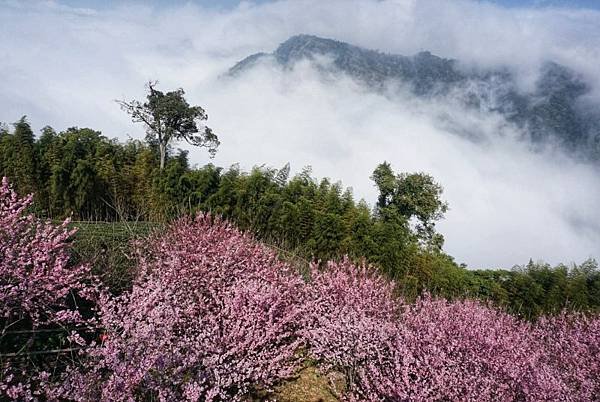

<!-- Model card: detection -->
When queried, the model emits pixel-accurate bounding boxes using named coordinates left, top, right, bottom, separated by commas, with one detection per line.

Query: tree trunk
left=159, top=143, right=166, bottom=170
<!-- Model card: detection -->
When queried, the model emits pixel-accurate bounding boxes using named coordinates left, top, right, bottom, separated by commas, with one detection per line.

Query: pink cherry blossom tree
left=304, top=259, right=600, bottom=401
left=66, top=214, right=307, bottom=401
left=0, top=177, right=101, bottom=400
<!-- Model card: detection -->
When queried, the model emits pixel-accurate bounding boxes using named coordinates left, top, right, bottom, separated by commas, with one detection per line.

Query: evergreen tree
left=5, top=117, right=37, bottom=195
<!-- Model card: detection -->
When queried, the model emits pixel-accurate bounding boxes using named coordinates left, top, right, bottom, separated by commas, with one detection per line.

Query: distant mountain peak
left=229, top=35, right=599, bottom=162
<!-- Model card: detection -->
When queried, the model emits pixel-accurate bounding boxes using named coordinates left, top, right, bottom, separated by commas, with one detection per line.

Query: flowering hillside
left=304, top=264, right=600, bottom=401
left=65, top=214, right=308, bottom=401
left=1, top=177, right=599, bottom=401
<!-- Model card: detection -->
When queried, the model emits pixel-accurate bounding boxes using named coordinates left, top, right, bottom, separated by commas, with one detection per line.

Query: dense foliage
left=1, top=117, right=599, bottom=319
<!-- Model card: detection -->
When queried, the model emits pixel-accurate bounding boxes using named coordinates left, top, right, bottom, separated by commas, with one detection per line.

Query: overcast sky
left=55, top=0, right=600, bottom=11
left=1, top=0, right=599, bottom=268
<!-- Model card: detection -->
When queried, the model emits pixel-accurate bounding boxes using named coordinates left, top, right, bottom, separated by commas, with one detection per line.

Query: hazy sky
left=1, top=0, right=599, bottom=268
left=57, top=0, right=600, bottom=11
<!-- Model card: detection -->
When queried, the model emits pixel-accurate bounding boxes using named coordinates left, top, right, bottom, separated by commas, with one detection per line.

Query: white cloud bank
left=1, top=0, right=599, bottom=268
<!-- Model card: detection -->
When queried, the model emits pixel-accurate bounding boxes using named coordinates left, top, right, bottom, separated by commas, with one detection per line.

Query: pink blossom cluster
left=305, top=261, right=600, bottom=401
left=65, top=214, right=307, bottom=401
left=534, top=313, right=600, bottom=400
left=0, top=178, right=100, bottom=400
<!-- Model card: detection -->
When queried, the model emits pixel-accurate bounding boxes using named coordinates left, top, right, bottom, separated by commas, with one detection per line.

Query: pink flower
left=0, top=177, right=102, bottom=400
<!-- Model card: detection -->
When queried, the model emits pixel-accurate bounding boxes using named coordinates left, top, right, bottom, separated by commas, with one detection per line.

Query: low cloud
left=1, top=0, right=599, bottom=267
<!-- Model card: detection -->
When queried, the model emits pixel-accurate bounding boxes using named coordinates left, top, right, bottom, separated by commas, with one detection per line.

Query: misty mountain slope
left=230, top=35, right=600, bottom=162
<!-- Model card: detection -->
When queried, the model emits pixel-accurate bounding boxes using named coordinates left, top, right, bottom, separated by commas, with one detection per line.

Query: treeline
left=1, top=116, right=599, bottom=319
left=0, top=117, right=158, bottom=220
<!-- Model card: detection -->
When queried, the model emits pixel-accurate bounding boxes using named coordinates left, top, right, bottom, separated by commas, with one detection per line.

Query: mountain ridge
left=230, top=35, right=600, bottom=162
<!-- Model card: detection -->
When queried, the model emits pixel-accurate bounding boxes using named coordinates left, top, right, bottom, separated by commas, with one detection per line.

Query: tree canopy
left=371, top=162, right=448, bottom=250
left=117, top=81, right=219, bottom=170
